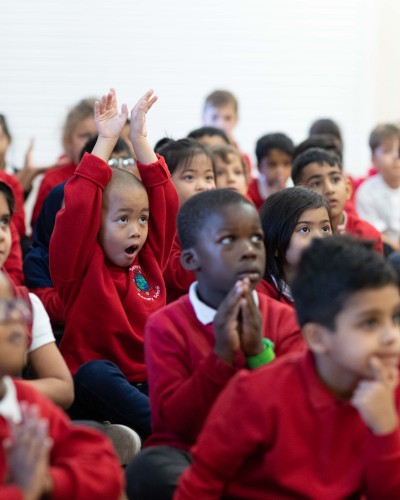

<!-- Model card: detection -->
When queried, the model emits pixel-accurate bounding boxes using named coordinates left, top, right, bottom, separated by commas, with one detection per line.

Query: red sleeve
left=136, top=155, right=179, bottom=272
left=15, top=381, right=124, bottom=500
left=164, top=235, right=196, bottom=302
left=174, top=370, right=270, bottom=499
left=146, top=312, right=237, bottom=443
left=3, top=221, right=23, bottom=286
left=31, top=175, right=53, bottom=229
left=363, top=428, right=400, bottom=498
left=49, top=153, right=111, bottom=298
left=0, top=486, right=24, bottom=499
left=29, top=287, right=65, bottom=325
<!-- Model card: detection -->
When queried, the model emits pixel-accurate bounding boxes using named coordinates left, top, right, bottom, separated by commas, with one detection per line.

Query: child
left=157, top=137, right=216, bottom=302
left=293, top=147, right=383, bottom=253
left=247, top=132, right=294, bottom=209
left=257, top=187, right=332, bottom=305
left=309, top=117, right=343, bottom=151
left=0, top=270, right=124, bottom=499
left=49, top=89, right=179, bottom=441
left=187, top=126, right=230, bottom=147
left=211, top=144, right=249, bottom=196
left=31, top=97, right=98, bottom=228
left=175, top=236, right=400, bottom=499
left=125, top=189, right=305, bottom=500
left=356, top=124, right=400, bottom=252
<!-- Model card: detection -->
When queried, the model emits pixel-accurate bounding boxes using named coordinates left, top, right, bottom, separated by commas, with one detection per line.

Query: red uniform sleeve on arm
left=0, top=486, right=24, bottom=500
left=49, top=154, right=111, bottom=296
left=136, top=155, right=179, bottom=272
left=29, top=287, right=65, bottom=325
left=3, top=221, right=23, bottom=286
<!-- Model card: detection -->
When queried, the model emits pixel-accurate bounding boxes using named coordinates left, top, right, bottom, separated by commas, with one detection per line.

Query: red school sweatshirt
left=145, top=291, right=305, bottom=450
left=49, top=153, right=179, bottom=383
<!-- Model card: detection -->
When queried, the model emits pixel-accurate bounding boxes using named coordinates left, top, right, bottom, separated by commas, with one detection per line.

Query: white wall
left=1, top=0, right=398, bottom=177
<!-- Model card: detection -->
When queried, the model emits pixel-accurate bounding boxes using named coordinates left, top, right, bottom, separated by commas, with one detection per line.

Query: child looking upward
left=126, top=189, right=305, bottom=500
left=356, top=124, right=400, bottom=252
left=257, top=187, right=332, bottom=305
left=0, top=270, right=124, bottom=499
left=293, top=148, right=383, bottom=253
left=176, top=236, right=400, bottom=499
left=50, top=89, right=179, bottom=440
left=247, top=132, right=294, bottom=209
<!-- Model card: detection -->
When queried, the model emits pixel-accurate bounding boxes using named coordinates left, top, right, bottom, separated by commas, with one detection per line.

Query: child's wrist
left=246, top=338, right=275, bottom=369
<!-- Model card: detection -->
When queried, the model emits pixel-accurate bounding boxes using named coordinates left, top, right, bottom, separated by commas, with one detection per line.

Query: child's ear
left=344, top=175, right=352, bottom=201
left=302, top=323, right=330, bottom=354
left=181, top=248, right=200, bottom=272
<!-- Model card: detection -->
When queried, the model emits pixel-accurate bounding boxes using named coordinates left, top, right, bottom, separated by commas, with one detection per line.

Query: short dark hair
left=79, top=136, right=132, bottom=161
left=204, top=90, right=238, bottom=113
left=178, top=189, right=253, bottom=249
left=292, top=235, right=398, bottom=329
left=211, top=145, right=248, bottom=181
left=0, top=114, right=12, bottom=143
left=294, top=134, right=343, bottom=163
left=156, top=137, right=214, bottom=176
left=369, top=124, right=399, bottom=153
left=255, top=133, right=294, bottom=165
left=0, top=181, right=15, bottom=216
left=292, top=148, right=342, bottom=185
left=188, top=127, right=230, bottom=145
left=309, top=118, right=342, bottom=144
left=260, top=187, right=331, bottom=292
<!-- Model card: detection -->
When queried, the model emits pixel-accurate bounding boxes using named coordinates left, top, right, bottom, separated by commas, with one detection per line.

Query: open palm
left=95, top=88, right=128, bottom=139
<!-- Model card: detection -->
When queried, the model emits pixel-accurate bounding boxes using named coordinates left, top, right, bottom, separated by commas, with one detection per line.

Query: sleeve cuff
left=368, top=427, right=400, bottom=458
left=137, top=154, right=171, bottom=187
left=74, top=153, right=112, bottom=188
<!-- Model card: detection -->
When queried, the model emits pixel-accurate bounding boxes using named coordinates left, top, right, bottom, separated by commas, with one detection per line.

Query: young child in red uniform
left=292, top=147, right=383, bottom=253
left=257, top=187, right=332, bottom=305
left=247, top=132, right=294, bottom=209
left=176, top=235, right=400, bottom=499
left=0, top=270, right=124, bottom=499
left=49, top=89, right=179, bottom=440
left=125, top=188, right=305, bottom=500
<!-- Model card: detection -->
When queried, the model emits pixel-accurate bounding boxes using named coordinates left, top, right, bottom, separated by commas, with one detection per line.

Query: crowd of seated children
left=292, top=147, right=383, bottom=253
left=247, top=132, right=294, bottom=209
left=31, top=97, right=98, bottom=229
left=356, top=123, right=400, bottom=253
left=256, top=186, right=332, bottom=305
left=125, top=188, right=305, bottom=500
left=156, top=137, right=216, bottom=303
left=3, top=86, right=400, bottom=498
left=175, top=235, right=400, bottom=499
left=0, top=270, right=124, bottom=499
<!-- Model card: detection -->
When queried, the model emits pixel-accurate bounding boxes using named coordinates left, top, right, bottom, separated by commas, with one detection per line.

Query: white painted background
left=1, top=0, right=400, bottom=177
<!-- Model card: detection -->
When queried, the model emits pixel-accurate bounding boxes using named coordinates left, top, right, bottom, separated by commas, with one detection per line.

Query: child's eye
left=139, top=215, right=149, bottom=225
left=206, top=175, right=215, bottom=182
left=322, top=225, right=332, bottom=233
left=393, top=312, right=400, bottom=325
left=0, top=218, right=10, bottom=229
left=332, top=176, right=342, bottom=184
left=116, top=216, right=128, bottom=225
left=220, top=236, right=234, bottom=245
left=360, top=317, right=378, bottom=330
left=298, top=226, right=310, bottom=234
left=251, top=234, right=263, bottom=243
left=309, top=181, right=321, bottom=189
left=183, top=175, right=194, bottom=182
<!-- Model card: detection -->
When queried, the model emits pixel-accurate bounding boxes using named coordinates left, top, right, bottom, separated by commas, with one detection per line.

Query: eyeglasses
left=108, top=157, right=136, bottom=168
left=0, top=299, right=32, bottom=324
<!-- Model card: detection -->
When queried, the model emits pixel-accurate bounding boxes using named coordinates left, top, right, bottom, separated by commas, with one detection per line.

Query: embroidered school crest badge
left=130, top=265, right=161, bottom=301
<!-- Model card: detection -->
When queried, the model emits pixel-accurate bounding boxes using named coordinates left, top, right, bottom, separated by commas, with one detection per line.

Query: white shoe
left=101, top=421, right=142, bottom=465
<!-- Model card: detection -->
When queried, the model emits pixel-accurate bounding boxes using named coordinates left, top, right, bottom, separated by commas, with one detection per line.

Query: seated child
left=176, top=235, right=400, bottom=499
left=202, top=90, right=251, bottom=171
left=293, top=148, right=383, bottom=253
left=0, top=270, right=124, bottom=499
left=187, top=126, right=230, bottom=147
left=247, top=132, right=294, bottom=209
left=157, top=137, right=216, bottom=303
left=257, top=187, right=332, bottom=305
left=211, top=144, right=249, bottom=196
left=49, top=89, right=179, bottom=440
left=356, top=123, right=400, bottom=252
left=0, top=181, right=73, bottom=410
left=31, top=97, right=97, bottom=229
left=125, top=189, right=305, bottom=500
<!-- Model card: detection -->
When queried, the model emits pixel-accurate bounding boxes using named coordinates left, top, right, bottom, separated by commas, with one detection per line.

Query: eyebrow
left=295, top=219, right=331, bottom=225
left=305, top=171, right=342, bottom=182
left=114, top=207, right=149, bottom=215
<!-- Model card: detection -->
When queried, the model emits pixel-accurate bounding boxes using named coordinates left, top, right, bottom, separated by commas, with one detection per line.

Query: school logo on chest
left=130, top=265, right=161, bottom=301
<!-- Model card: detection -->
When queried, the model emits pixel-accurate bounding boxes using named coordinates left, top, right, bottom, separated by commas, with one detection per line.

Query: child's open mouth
left=125, top=245, right=138, bottom=256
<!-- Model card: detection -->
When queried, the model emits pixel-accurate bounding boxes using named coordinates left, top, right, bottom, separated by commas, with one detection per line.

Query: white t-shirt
left=356, top=174, right=400, bottom=243
left=28, top=293, right=55, bottom=353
